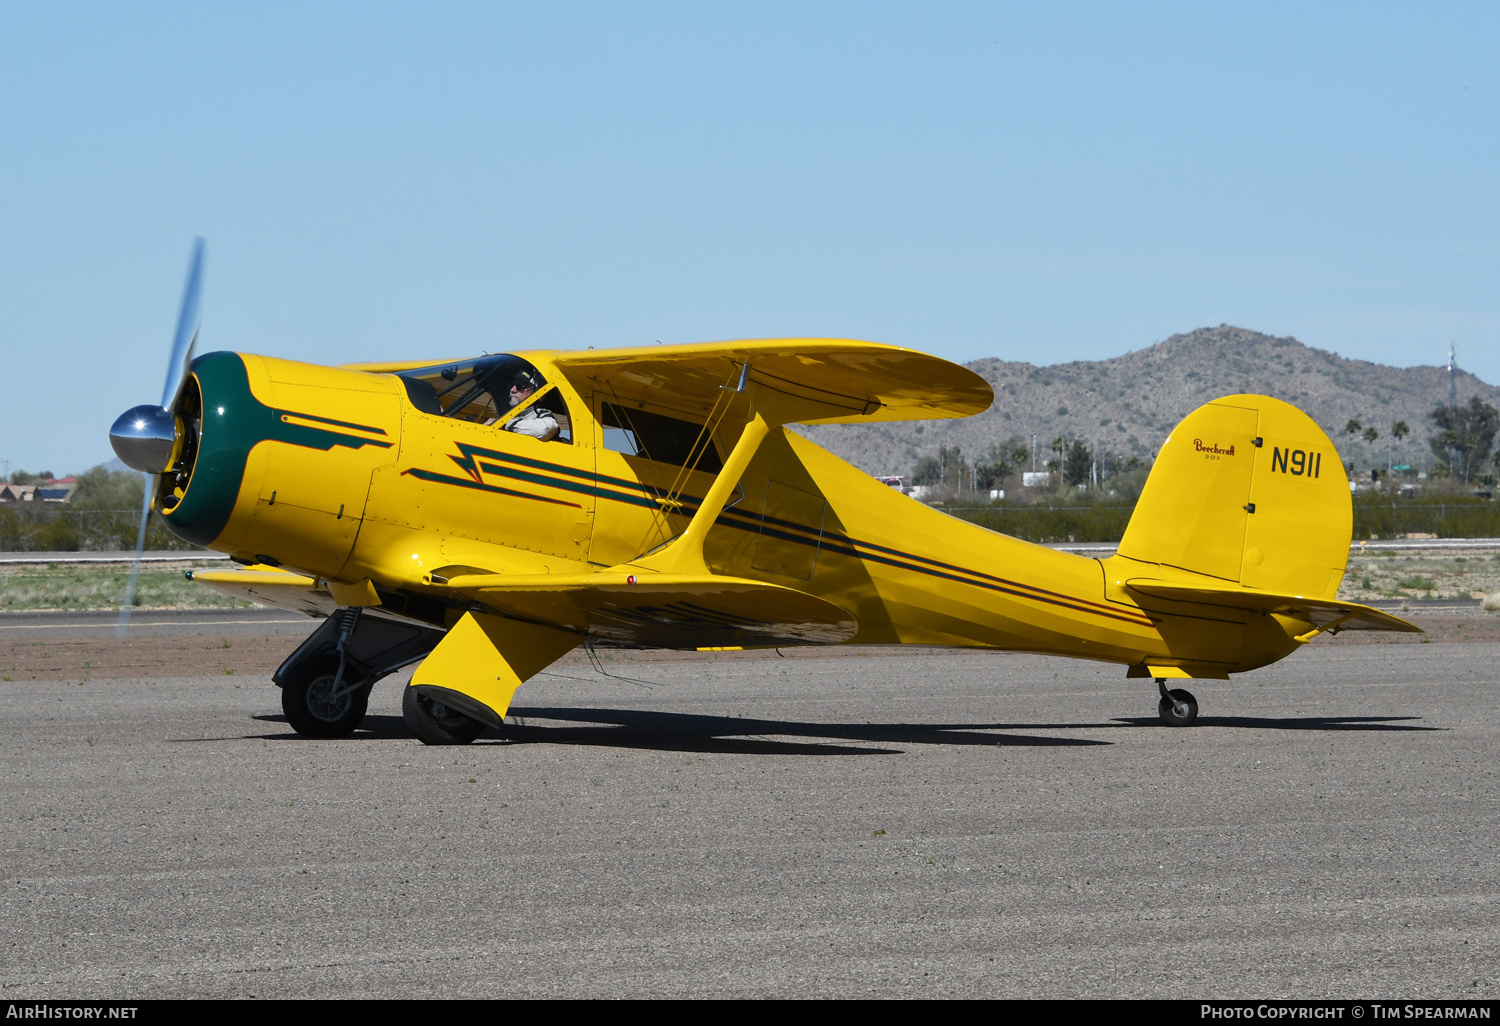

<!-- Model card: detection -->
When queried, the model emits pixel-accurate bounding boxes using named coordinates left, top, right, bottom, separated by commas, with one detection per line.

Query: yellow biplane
left=110, top=244, right=1418, bottom=743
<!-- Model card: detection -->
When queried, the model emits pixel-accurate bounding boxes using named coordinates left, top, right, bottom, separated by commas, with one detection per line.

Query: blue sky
left=3, top=2, right=1497, bottom=474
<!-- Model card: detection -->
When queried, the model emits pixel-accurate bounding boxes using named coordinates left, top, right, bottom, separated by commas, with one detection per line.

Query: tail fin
left=1117, top=394, right=1351, bottom=599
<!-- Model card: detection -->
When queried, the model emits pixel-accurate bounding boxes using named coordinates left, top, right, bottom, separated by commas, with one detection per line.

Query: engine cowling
left=150, top=351, right=402, bottom=578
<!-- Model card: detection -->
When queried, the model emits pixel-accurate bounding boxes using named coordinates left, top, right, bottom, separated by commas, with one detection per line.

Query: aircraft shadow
left=499, top=706, right=1110, bottom=754
left=1109, top=714, right=1436, bottom=732
left=219, top=710, right=1432, bottom=751
left=239, top=709, right=1108, bottom=754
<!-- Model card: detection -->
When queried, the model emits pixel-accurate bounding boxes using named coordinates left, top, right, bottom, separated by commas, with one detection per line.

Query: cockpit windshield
left=395, top=355, right=540, bottom=422
left=396, top=355, right=573, bottom=442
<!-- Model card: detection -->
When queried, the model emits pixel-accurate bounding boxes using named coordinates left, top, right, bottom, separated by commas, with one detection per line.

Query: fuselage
left=161, top=350, right=1305, bottom=677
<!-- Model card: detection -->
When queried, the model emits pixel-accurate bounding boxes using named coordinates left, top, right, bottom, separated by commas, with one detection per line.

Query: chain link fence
left=5, top=495, right=1497, bottom=552
left=948, top=495, right=1500, bottom=544
left=947, top=505, right=1134, bottom=544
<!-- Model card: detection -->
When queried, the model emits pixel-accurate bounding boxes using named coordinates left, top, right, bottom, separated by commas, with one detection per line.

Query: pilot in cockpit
left=398, top=355, right=567, bottom=442
left=499, top=368, right=559, bottom=441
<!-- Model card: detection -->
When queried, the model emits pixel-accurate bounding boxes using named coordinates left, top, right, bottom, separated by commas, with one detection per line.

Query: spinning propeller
left=108, top=238, right=205, bottom=637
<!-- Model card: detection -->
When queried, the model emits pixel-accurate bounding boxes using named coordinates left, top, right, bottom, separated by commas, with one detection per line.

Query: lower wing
left=437, top=571, right=857, bottom=648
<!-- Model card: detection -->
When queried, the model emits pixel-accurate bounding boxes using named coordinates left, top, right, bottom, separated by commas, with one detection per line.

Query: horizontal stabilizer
left=438, top=571, right=858, bottom=649
left=1126, top=580, right=1421, bottom=634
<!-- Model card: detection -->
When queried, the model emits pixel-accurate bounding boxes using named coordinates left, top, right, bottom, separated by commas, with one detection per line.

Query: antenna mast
left=1449, top=342, right=1458, bottom=410
left=1447, top=342, right=1460, bottom=479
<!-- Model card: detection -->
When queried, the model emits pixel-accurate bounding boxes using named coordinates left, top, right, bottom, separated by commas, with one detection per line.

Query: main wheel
left=281, top=656, right=369, bottom=738
left=1158, top=688, right=1198, bottom=727
left=403, top=686, right=486, bottom=745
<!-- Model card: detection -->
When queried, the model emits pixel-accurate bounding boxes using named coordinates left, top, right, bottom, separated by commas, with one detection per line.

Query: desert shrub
left=0, top=508, right=198, bottom=551
left=954, top=501, right=1135, bottom=543
left=1352, top=495, right=1500, bottom=539
left=0, top=508, right=22, bottom=550
left=32, top=517, right=81, bottom=551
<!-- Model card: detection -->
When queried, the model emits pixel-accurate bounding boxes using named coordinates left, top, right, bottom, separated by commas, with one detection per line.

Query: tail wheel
left=281, top=655, right=369, bottom=738
left=403, top=686, right=486, bottom=745
left=1158, top=687, right=1199, bottom=727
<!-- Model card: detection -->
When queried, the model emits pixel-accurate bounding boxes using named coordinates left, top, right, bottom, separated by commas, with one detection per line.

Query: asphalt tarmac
left=1, top=640, right=1496, bottom=999
left=0, top=608, right=313, bottom=639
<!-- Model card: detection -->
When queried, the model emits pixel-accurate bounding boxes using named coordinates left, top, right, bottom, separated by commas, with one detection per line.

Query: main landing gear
left=281, top=653, right=371, bottom=738
left=1156, top=678, right=1198, bottom=727
left=275, top=608, right=446, bottom=739
left=402, top=687, right=486, bottom=746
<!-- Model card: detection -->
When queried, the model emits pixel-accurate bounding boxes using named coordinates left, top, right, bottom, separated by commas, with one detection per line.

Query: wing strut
left=657, top=360, right=747, bottom=519
left=628, top=408, right=773, bottom=576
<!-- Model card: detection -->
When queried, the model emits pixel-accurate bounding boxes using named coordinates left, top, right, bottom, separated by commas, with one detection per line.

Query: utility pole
left=1031, top=434, right=1037, bottom=472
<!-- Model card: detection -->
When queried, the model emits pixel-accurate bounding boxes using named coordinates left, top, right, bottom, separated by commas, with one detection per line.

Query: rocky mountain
left=792, top=326, right=1500, bottom=477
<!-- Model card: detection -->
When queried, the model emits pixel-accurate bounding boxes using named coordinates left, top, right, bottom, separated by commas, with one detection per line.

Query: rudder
left=1118, top=394, right=1351, bottom=599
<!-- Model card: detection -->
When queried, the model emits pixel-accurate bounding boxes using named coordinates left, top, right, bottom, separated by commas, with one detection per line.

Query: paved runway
left=0, top=608, right=314, bottom=639
left=1, top=642, right=1496, bottom=998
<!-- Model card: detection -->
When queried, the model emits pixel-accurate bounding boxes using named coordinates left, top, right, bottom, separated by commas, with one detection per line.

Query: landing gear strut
left=1157, top=678, right=1198, bottom=727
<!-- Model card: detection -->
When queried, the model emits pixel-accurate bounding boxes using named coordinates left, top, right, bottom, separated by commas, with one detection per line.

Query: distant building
left=0, top=477, right=76, bottom=504
left=875, top=475, right=907, bottom=494
left=36, top=477, right=78, bottom=503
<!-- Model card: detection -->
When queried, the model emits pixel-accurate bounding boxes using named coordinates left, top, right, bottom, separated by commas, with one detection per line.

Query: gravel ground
left=1, top=641, right=1496, bottom=999
left=1339, top=548, right=1500, bottom=603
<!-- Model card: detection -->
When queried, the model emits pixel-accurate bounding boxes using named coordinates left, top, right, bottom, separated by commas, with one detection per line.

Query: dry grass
left=0, top=562, right=252, bottom=612
left=1336, top=548, right=1500, bottom=603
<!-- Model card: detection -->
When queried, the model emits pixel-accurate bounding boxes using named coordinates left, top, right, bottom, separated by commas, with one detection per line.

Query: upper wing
left=1126, top=580, right=1421, bottom=634
left=345, top=338, right=993, bottom=424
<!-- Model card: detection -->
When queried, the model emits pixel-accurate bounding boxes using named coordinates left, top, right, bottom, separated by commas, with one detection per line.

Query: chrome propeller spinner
left=108, top=404, right=178, bottom=475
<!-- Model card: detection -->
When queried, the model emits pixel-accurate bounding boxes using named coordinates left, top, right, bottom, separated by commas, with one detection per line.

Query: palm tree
left=1362, top=426, right=1380, bottom=481
left=1388, top=420, right=1410, bottom=477
left=1344, top=420, right=1363, bottom=473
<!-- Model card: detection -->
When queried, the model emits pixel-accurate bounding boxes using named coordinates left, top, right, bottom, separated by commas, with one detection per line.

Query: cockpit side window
left=531, top=387, right=572, bottom=443
left=600, top=402, right=724, bottom=473
left=493, top=384, right=573, bottom=443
